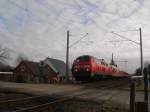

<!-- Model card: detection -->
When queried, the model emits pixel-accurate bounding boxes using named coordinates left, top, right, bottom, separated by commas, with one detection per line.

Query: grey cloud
left=0, top=0, right=149, bottom=74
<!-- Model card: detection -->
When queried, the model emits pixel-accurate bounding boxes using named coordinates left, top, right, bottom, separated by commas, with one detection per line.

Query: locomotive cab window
left=77, top=56, right=90, bottom=62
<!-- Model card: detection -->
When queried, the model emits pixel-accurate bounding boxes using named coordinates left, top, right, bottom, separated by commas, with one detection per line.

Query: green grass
left=135, top=84, right=150, bottom=92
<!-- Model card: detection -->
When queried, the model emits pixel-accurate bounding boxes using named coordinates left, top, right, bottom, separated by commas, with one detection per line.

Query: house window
left=21, top=66, right=25, bottom=72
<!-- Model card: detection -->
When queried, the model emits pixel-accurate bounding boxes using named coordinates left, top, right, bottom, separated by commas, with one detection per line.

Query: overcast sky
left=0, top=0, right=150, bottom=73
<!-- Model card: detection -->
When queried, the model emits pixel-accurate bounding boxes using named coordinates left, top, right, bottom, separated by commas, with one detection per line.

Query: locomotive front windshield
left=76, top=56, right=90, bottom=62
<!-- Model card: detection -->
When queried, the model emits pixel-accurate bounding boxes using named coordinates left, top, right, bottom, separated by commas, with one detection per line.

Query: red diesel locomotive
left=72, top=55, right=129, bottom=81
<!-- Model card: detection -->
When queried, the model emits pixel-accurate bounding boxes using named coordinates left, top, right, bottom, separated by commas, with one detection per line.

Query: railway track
left=73, top=79, right=129, bottom=99
left=0, top=95, right=60, bottom=112
left=0, top=79, right=130, bottom=112
left=76, top=79, right=129, bottom=93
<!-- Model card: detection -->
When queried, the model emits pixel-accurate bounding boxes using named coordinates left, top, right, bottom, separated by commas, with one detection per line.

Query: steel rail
left=12, top=79, right=129, bottom=112
left=0, top=95, right=56, bottom=104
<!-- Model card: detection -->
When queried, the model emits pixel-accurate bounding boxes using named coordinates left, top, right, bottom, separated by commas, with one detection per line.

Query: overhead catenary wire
left=111, top=29, right=139, bottom=33
left=69, top=33, right=88, bottom=48
left=107, top=40, right=131, bottom=43
left=111, top=32, right=140, bottom=45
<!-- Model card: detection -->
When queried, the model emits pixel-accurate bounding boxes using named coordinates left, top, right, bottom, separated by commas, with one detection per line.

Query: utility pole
left=111, top=28, right=148, bottom=112
left=110, top=53, right=115, bottom=66
left=140, top=28, right=148, bottom=112
left=139, top=28, right=148, bottom=105
left=112, top=53, right=114, bottom=65
left=139, top=28, right=143, bottom=76
left=65, top=31, right=88, bottom=82
left=143, top=68, right=148, bottom=111
left=130, top=80, right=135, bottom=112
left=66, top=30, right=69, bottom=82
left=111, top=28, right=143, bottom=75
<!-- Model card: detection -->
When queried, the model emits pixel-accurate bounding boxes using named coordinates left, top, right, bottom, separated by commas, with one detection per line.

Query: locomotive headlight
left=86, top=68, right=89, bottom=71
left=74, top=69, right=78, bottom=71
left=74, top=65, right=78, bottom=68
left=76, top=59, right=79, bottom=62
left=74, top=65, right=80, bottom=68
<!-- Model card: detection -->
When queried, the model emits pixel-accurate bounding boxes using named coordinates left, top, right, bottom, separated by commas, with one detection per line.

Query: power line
left=107, top=40, right=131, bottom=43
left=69, top=33, right=88, bottom=48
left=69, top=33, right=88, bottom=37
left=111, top=32, right=140, bottom=45
left=111, top=29, right=138, bottom=33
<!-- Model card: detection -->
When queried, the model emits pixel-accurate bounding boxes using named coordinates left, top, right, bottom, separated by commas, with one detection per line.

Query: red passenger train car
left=72, top=55, right=129, bottom=81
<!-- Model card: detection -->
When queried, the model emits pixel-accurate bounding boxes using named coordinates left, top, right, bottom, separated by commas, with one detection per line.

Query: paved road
left=0, top=81, right=82, bottom=95
left=0, top=81, right=149, bottom=111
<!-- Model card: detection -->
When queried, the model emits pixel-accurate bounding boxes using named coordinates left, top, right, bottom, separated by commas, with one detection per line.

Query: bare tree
left=15, top=53, right=29, bottom=65
left=135, top=67, right=141, bottom=76
left=144, top=61, right=150, bottom=68
left=0, top=46, right=11, bottom=64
